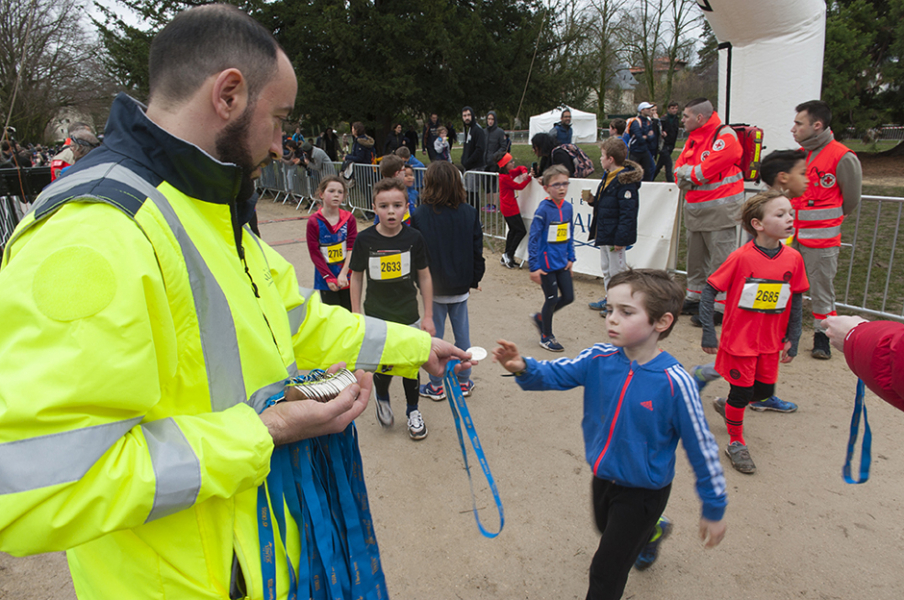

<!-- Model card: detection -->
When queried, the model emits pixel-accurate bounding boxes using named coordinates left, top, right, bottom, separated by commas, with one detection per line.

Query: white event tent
left=528, top=106, right=598, bottom=144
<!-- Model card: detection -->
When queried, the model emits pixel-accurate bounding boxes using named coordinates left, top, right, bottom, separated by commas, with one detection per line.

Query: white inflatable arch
left=697, top=0, right=826, bottom=153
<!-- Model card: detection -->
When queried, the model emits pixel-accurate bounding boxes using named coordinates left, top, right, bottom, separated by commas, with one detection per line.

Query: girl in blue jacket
left=528, top=165, right=576, bottom=352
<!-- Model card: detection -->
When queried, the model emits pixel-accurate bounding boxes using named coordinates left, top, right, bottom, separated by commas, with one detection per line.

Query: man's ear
left=654, top=311, right=674, bottom=334
left=211, top=68, right=247, bottom=121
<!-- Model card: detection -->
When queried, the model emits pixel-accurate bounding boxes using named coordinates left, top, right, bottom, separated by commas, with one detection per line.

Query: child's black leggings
left=540, top=269, right=574, bottom=337
left=587, top=478, right=672, bottom=600
left=373, top=373, right=420, bottom=412
left=503, top=214, right=527, bottom=260
left=726, top=381, right=776, bottom=408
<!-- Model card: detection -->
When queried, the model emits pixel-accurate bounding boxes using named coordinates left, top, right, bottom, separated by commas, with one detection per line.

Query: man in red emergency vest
left=791, top=100, right=862, bottom=359
left=675, top=98, right=744, bottom=325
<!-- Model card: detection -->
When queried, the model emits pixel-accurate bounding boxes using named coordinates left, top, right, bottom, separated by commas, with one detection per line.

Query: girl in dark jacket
left=410, top=161, right=485, bottom=400
left=530, top=132, right=574, bottom=178
left=587, top=138, right=643, bottom=312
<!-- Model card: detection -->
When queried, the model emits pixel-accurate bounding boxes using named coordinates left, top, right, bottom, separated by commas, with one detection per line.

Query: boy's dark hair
left=599, top=138, right=627, bottom=165
left=759, top=149, right=806, bottom=187
left=739, top=188, right=785, bottom=236
left=667, top=100, right=679, bottom=108
left=394, top=146, right=411, bottom=159
left=403, top=164, right=414, bottom=173
left=372, top=177, right=407, bottom=202
left=609, top=118, right=626, bottom=136
left=607, top=269, right=684, bottom=340
left=149, top=4, right=280, bottom=107
left=542, top=164, right=570, bottom=186
left=795, top=100, right=832, bottom=129
left=437, top=126, right=447, bottom=135
left=531, top=132, right=556, bottom=157
left=315, top=175, right=347, bottom=198
left=421, top=161, right=465, bottom=210
left=379, top=154, right=405, bottom=179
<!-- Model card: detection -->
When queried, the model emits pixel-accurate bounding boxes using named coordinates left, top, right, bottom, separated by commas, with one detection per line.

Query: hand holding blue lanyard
left=842, top=379, right=871, bottom=484
left=442, top=357, right=505, bottom=538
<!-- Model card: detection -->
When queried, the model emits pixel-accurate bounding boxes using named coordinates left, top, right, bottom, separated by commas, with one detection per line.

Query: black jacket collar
left=102, top=93, right=245, bottom=205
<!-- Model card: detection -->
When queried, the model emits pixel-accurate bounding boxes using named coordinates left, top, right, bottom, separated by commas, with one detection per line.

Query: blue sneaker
left=539, top=335, right=564, bottom=352
left=749, top=396, right=798, bottom=413
left=588, top=298, right=607, bottom=311
left=634, top=516, right=672, bottom=571
left=691, top=365, right=709, bottom=394
left=460, top=380, right=476, bottom=397
left=419, top=382, right=446, bottom=401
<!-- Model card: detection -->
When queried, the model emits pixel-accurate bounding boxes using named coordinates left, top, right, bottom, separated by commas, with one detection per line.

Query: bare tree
left=618, top=0, right=701, bottom=107
left=584, top=0, right=629, bottom=116
left=0, top=0, right=113, bottom=143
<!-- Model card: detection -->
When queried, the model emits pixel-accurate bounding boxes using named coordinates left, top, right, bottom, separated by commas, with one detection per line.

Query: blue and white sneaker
left=749, top=396, right=797, bottom=413
left=588, top=298, right=607, bottom=311
left=635, top=516, right=672, bottom=570
left=419, top=382, right=446, bottom=401
left=539, top=335, right=564, bottom=352
left=460, top=380, right=476, bottom=397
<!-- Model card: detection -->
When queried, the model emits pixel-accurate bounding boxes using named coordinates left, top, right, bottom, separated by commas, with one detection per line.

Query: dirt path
left=4, top=199, right=903, bottom=600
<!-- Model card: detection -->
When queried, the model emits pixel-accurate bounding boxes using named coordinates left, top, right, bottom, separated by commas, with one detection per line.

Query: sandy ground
left=3, top=198, right=904, bottom=600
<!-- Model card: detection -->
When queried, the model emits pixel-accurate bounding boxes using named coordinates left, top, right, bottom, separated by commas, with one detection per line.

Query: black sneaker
left=681, top=299, right=700, bottom=315
left=690, top=312, right=723, bottom=327
left=812, top=331, right=831, bottom=360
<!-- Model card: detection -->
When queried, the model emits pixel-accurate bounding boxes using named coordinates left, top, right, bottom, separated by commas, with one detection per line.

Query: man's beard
left=215, top=106, right=259, bottom=202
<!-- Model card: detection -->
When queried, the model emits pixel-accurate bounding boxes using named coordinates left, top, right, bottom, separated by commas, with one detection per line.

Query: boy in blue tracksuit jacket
left=528, top=165, right=577, bottom=353
left=494, top=268, right=727, bottom=600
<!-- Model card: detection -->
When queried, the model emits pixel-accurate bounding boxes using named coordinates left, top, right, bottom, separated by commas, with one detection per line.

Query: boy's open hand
left=493, top=339, right=526, bottom=374
left=780, top=340, right=794, bottom=363
left=699, top=517, right=726, bottom=549
left=421, top=318, right=436, bottom=336
left=702, top=344, right=718, bottom=355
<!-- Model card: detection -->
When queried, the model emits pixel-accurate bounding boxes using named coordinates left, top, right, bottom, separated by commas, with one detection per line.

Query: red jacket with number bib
left=675, top=112, right=744, bottom=231
left=793, top=139, right=852, bottom=248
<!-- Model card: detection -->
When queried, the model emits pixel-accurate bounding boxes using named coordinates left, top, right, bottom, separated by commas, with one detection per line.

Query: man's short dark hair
left=795, top=100, right=832, bottom=129
left=760, top=149, right=806, bottom=188
left=686, top=98, right=709, bottom=109
left=607, top=269, right=684, bottom=340
left=667, top=101, right=679, bottom=108
left=149, top=4, right=282, bottom=107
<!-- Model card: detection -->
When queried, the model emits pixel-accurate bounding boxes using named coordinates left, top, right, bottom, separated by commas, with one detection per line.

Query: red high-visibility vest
left=794, top=140, right=852, bottom=248
left=676, top=112, right=744, bottom=207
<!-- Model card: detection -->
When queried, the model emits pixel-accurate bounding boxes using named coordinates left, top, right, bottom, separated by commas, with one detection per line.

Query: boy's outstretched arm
left=493, top=339, right=526, bottom=374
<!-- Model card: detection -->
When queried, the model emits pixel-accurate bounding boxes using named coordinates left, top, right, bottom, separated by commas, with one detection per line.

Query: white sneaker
left=407, top=409, right=427, bottom=440
left=375, top=395, right=393, bottom=428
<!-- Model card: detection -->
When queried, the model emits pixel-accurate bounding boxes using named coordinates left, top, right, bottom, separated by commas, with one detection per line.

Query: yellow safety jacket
left=0, top=94, right=430, bottom=599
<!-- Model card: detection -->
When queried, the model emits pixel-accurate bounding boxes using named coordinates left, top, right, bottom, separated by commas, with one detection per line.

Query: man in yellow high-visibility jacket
left=0, top=5, right=471, bottom=599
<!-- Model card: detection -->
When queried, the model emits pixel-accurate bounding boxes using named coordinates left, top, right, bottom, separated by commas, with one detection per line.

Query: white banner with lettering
left=511, top=179, right=681, bottom=277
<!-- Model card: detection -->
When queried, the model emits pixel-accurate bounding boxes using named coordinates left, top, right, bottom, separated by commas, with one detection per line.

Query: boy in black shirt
left=350, top=178, right=435, bottom=439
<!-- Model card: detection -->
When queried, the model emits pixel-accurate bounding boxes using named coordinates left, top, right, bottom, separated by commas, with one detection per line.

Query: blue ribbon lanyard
left=442, top=359, right=505, bottom=538
left=842, top=379, right=872, bottom=484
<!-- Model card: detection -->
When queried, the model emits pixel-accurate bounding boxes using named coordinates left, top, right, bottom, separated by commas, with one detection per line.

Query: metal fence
left=0, top=196, right=27, bottom=250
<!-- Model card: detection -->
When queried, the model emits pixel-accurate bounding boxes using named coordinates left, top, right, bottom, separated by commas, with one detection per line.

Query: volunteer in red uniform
left=791, top=100, right=862, bottom=360
left=674, top=98, right=744, bottom=324
left=698, top=189, right=808, bottom=474
left=49, top=123, right=100, bottom=180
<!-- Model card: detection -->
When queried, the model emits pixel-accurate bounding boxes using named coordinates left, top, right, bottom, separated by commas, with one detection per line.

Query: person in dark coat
left=483, top=110, right=506, bottom=170
left=423, top=113, right=441, bottom=161
left=384, top=123, right=406, bottom=156
left=530, top=132, right=574, bottom=178
left=587, top=138, right=643, bottom=312
left=404, top=125, right=419, bottom=154
left=460, top=106, right=486, bottom=206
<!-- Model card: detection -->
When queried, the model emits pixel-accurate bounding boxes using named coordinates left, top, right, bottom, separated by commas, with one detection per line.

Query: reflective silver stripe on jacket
left=797, top=206, right=843, bottom=221
left=692, top=171, right=743, bottom=192
left=356, top=316, right=388, bottom=371
left=248, top=363, right=300, bottom=413
left=0, top=417, right=142, bottom=494
left=685, top=192, right=745, bottom=213
left=798, top=225, right=842, bottom=239
left=142, top=418, right=202, bottom=522
left=693, top=164, right=708, bottom=184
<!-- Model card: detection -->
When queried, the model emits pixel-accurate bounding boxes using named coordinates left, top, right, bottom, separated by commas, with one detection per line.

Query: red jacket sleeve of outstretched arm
left=844, top=321, right=904, bottom=412
left=306, top=216, right=336, bottom=284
